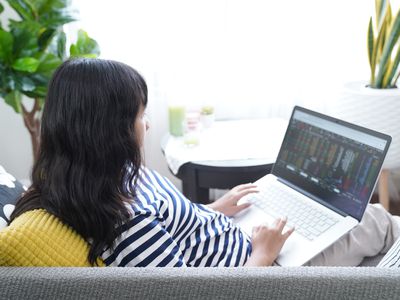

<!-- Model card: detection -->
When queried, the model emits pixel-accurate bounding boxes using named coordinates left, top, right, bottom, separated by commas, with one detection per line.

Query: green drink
left=168, top=105, right=186, bottom=136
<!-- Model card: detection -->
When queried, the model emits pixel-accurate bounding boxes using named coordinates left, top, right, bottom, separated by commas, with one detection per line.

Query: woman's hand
left=207, top=183, right=259, bottom=217
left=245, top=217, right=295, bottom=266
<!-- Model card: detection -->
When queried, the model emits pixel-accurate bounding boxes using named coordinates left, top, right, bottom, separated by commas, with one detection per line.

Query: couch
left=1, top=166, right=399, bottom=299
left=1, top=265, right=400, bottom=299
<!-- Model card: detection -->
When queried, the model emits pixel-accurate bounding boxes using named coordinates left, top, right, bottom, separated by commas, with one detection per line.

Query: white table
left=162, top=118, right=288, bottom=203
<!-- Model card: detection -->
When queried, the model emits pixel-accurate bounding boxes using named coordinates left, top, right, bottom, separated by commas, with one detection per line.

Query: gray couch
left=1, top=264, right=400, bottom=299
left=1, top=167, right=399, bottom=299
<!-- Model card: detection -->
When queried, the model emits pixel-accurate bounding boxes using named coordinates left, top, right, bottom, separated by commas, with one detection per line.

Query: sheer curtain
left=71, top=0, right=376, bottom=184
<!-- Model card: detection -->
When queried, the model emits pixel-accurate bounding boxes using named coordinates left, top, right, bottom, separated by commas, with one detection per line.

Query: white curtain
left=70, top=0, right=389, bottom=186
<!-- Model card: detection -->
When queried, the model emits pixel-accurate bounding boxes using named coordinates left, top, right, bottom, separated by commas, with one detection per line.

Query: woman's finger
left=259, top=222, right=269, bottom=229
left=232, top=202, right=251, bottom=214
left=277, top=216, right=288, bottom=232
left=236, top=183, right=258, bottom=192
left=235, top=188, right=260, bottom=200
left=272, top=218, right=281, bottom=227
left=283, top=226, right=295, bottom=239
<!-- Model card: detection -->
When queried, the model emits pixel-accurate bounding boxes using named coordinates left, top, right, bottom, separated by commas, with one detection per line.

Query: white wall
left=1, top=1, right=399, bottom=196
left=0, top=100, right=33, bottom=180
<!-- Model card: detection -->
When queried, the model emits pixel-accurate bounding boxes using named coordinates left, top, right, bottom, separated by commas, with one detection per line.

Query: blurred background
left=1, top=0, right=399, bottom=198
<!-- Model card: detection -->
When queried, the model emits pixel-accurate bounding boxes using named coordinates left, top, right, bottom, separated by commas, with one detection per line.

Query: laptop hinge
left=276, top=177, right=348, bottom=217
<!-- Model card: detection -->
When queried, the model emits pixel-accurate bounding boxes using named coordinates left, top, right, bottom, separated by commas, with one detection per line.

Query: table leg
left=378, top=169, right=390, bottom=211
left=180, top=167, right=210, bottom=204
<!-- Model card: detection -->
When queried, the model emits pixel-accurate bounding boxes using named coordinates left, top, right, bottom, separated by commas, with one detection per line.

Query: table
left=162, top=119, right=288, bottom=204
left=175, top=159, right=274, bottom=204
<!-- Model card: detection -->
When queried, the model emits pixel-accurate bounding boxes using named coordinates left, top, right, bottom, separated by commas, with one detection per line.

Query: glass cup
left=183, top=112, right=201, bottom=147
left=168, top=105, right=186, bottom=136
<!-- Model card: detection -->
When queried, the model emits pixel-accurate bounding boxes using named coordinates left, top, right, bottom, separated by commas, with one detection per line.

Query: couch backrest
left=1, top=267, right=399, bottom=299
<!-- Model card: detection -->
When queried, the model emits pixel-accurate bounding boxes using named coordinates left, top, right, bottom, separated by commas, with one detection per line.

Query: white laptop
left=234, top=106, right=392, bottom=266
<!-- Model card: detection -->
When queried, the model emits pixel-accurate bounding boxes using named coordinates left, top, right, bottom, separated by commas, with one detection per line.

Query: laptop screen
left=272, top=106, right=391, bottom=221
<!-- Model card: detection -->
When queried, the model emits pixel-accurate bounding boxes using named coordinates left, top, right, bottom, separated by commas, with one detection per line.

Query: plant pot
left=200, top=113, right=215, bottom=128
left=327, top=82, right=400, bottom=170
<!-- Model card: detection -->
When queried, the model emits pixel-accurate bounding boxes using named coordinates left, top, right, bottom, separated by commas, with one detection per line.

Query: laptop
left=234, top=106, right=392, bottom=266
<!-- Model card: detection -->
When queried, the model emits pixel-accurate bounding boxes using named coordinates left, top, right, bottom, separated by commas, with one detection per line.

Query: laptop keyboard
left=249, top=184, right=339, bottom=241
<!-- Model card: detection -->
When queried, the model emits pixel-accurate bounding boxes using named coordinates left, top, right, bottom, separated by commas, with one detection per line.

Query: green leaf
left=0, top=3, right=4, bottom=14
left=24, top=86, right=47, bottom=98
left=371, top=8, right=389, bottom=76
left=38, top=96, right=45, bottom=108
left=380, top=4, right=392, bottom=55
left=30, top=73, right=49, bottom=85
left=375, top=0, right=381, bottom=24
left=12, top=57, right=40, bottom=72
left=69, top=29, right=100, bottom=58
left=377, top=0, right=388, bottom=29
left=392, top=68, right=400, bottom=87
left=10, top=20, right=41, bottom=58
left=5, top=73, right=16, bottom=90
left=375, top=9, right=400, bottom=87
left=0, top=29, right=14, bottom=62
left=384, top=43, right=400, bottom=87
left=37, top=0, right=72, bottom=14
left=6, top=0, right=36, bottom=20
left=19, top=76, right=36, bottom=91
left=368, top=17, right=375, bottom=80
left=38, top=28, right=56, bottom=50
left=4, top=90, right=22, bottom=113
left=29, top=0, right=56, bottom=14
left=6, top=72, right=36, bottom=92
left=69, top=44, right=77, bottom=56
left=57, top=31, right=66, bottom=59
left=39, top=13, right=76, bottom=27
left=36, top=53, right=62, bottom=74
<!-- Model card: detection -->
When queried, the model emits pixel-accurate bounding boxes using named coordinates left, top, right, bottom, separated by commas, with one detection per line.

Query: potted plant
left=329, top=0, right=400, bottom=171
left=0, top=0, right=100, bottom=161
left=200, top=105, right=215, bottom=128
left=328, top=0, right=400, bottom=209
left=368, top=0, right=400, bottom=88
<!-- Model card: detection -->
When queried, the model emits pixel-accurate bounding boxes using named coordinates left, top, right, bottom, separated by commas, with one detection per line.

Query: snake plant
left=368, top=0, right=400, bottom=88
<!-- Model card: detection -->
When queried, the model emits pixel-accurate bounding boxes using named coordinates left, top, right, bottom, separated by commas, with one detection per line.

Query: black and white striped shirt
left=378, top=238, right=400, bottom=268
left=101, top=168, right=251, bottom=267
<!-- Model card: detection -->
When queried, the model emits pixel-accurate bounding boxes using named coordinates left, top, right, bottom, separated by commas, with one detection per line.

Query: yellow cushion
left=0, top=209, right=104, bottom=267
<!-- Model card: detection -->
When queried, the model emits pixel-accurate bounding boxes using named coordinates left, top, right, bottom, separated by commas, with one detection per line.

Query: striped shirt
left=378, top=238, right=400, bottom=268
left=101, top=168, right=251, bottom=267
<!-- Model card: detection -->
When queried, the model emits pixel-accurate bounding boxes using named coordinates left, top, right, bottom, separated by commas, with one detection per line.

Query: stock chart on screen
left=275, top=118, right=383, bottom=204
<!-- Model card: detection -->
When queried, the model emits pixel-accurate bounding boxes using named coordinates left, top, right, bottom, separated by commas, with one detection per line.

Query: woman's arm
left=207, top=183, right=294, bottom=266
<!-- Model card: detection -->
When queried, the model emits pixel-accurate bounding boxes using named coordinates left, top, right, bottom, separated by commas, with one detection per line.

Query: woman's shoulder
left=127, top=168, right=173, bottom=217
left=138, top=168, right=181, bottom=199
left=139, top=168, right=171, bottom=185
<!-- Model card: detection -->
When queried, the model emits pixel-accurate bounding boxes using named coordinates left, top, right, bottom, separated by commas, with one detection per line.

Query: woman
left=10, top=59, right=400, bottom=267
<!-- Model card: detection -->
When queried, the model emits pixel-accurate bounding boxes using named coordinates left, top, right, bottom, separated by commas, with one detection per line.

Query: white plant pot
left=327, top=82, right=400, bottom=170
left=200, top=114, right=215, bottom=128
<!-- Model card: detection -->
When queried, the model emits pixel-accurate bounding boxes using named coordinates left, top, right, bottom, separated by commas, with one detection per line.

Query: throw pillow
left=0, top=166, right=26, bottom=229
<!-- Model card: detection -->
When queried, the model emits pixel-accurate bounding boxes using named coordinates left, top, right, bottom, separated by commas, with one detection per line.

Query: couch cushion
left=0, top=209, right=104, bottom=267
left=0, top=166, right=25, bottom=229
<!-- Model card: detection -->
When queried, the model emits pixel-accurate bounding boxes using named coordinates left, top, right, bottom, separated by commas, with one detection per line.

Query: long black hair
left=10, top=58, right=148, bottom=265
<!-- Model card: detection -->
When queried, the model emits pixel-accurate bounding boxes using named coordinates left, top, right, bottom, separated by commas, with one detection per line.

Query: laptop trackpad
left=234, top=206, right=276, bottom=235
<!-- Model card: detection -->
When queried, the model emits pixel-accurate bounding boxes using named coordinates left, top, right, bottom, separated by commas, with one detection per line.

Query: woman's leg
left=306, top=203, right=400, bottom=266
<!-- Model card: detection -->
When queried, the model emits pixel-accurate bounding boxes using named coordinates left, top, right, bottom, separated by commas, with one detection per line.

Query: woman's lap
left=306, top=203, right=400, bottom=266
